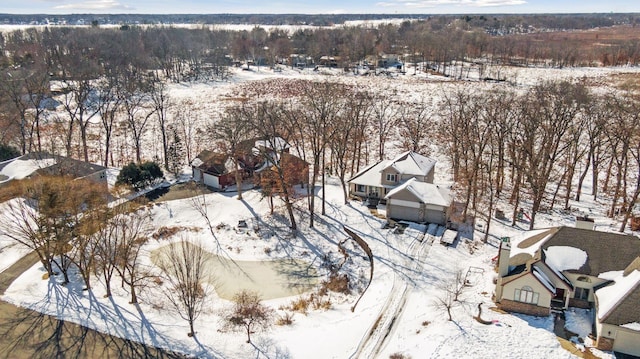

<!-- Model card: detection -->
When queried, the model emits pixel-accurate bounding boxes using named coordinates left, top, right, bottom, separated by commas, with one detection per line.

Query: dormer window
left=386, top=173, right=398, bottom=182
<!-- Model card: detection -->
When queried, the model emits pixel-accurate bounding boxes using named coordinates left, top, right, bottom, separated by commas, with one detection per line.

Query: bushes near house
left=116, top=161, right=164, bottom=190
left=0, top=143, right=20, bottom=161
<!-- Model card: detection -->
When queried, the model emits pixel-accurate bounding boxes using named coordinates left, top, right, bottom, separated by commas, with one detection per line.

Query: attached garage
left=203, top=173, right=220, bottom=188
left=384, top=178, right=450, bottom=225
left=387, top=199, right=422, bottom=222
left=614, top=329, right=640, bottom=357
left=191, top=150, right=235, bottom=190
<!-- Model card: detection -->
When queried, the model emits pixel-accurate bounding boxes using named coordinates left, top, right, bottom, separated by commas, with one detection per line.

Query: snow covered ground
left=0, top=179, right=582, bottom=359
left=1, top=63, right=638, bottom=358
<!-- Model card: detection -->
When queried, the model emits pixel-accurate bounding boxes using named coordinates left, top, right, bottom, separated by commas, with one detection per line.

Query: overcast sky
left=2, top=0, right=639, bottom=15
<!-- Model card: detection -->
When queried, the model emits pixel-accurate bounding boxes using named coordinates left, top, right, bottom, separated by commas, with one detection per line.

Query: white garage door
left=614, top=330, right=640, bottom=357
left=203, top=173, right=220, bottom=189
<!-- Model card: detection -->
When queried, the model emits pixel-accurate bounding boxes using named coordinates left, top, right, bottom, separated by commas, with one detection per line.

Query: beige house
left=348, top=151, right=436, bottom=201
left=494, top=223, right=640, bottom=357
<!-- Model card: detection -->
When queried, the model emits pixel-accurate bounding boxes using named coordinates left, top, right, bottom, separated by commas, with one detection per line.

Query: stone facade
left=568, top=298, right=591, bottom=309
left=498, top=299, right=550, bottom=317
left=596, top=336, right=614, bottom=351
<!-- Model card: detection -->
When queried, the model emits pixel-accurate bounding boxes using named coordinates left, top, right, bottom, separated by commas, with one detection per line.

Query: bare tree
left=113, top=205, right=152, bottom=304
left=433, top=270, right=467, bottom=321
left=149, top=79, right=172, bottom=170
left=371, top=95, right=399, bottom=161
left=0, top=176, right=106, bottom=284
left=246, top=101, right=298, bottom=234
left=97, top=71, right=124, bottom=167
left=223, top=290, right=273, bottom=343
left=210, top=104, right=253, bottom=200
left=398, top=98, right=433, bottom=153
left=121, top=72, right=156, bottom=163
left=330, top=89, right=372, bottom=204
left=157, top=239, right=211, bottom=337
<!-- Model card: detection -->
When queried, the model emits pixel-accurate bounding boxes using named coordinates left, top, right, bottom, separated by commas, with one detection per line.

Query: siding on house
left=499, top=273, right=553, bottom=313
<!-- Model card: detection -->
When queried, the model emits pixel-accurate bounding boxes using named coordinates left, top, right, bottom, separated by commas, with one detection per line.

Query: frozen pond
left=151, top=242, right=320, bottom=300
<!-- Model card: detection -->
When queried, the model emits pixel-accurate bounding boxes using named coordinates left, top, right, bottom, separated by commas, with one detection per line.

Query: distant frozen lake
left=151, top=242, right=320, bottom=300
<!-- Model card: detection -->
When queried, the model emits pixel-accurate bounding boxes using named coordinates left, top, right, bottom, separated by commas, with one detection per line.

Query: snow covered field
left=2, top=63, right=638, bottom=358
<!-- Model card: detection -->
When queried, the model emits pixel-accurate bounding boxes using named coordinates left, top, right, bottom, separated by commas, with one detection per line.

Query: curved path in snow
left=351, top=227, right=436, bottom=359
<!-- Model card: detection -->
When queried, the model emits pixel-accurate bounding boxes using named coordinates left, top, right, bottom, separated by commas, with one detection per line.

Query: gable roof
left=511, top=227, right=640, bottom=277
left=543, top=227, right=640, bottom=276
left=347, top=151, right=437, bottom=188
left=501, top=264, right=555, bottom=294
left=383, top=151, right=436, bottom=177
left=192, top=150, right=234, bottom=176
left=596, top=270, right=640, bottom=325
left=384, top=177, right=450, bottom=207
left=347, top=160, right=390, bottom=188
left=0, top=152, right=106, bottom=182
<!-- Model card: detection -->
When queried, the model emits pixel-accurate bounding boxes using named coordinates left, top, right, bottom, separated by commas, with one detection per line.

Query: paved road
left=0, top=252, right=188, bottom=359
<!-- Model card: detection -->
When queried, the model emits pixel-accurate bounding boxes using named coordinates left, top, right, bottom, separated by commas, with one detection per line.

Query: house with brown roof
left=191, top=150, right=235, bottom=190
left=494, top=221, right=640, bottom=357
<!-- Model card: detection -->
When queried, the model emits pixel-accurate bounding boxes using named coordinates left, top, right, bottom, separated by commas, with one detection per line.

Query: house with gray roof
left=0, top=152, right=107, bottom=187
left=494, top=223, right=640, bottom=357
left=347, top=151, right=436, bottom=201
left=384, top=178, right=451, bottom=225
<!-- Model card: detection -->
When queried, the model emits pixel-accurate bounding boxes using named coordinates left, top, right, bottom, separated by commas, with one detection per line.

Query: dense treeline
left=1, top=21, right=639, bottom=236
left=438, top=82, right=640, bottom=236
left=1, top=13, right=635, bottom=28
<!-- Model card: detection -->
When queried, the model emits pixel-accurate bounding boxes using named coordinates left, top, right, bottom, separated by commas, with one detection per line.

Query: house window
left=514, top=286, right=539, bottom=305
left=356, top=184, right=366, bottom=193
left=577, top=276, right=591, bottom=283
left=574, top=287, right=590, bottom=301
left=386, top=173, right=397, bottom=182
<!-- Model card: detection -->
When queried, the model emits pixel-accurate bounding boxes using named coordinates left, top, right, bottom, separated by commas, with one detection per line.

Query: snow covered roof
left=509, top=228, right=556, bottom=264
left=192, top=150, right=234, bottom=176
left=532, top=266, right=556, bottom=293
left=383, top=151, right=436, bottom=177
left=544, top=246, right=588, bottom=272
left=347, top=160, right=390, bottom=188
left=0, top=152, right=106, bottom=183
left=384, top=178, right=450, bottom=207
left=510, top=227, right=640, bottom=277
left=0, top=157, right=56, bottom=182
left=595, top=269, right=640, bottom=325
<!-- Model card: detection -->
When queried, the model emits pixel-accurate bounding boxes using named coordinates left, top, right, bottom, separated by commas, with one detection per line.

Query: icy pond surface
left=151, top=241, right=320, bottom=300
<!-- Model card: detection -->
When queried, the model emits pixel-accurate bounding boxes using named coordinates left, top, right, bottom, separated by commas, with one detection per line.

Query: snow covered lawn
left=0, top=181, right=580, bottom=358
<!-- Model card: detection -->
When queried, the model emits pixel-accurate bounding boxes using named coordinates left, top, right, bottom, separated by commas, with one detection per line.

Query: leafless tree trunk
left=157, top=239, right=211, bottom=337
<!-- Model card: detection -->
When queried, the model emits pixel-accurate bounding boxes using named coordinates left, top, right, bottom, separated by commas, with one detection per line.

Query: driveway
left=0, top=252, right=187, bottom=359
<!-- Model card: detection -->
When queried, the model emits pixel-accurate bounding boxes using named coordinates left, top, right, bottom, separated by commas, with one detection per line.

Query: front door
left=552, top=288, right=566, bottom=309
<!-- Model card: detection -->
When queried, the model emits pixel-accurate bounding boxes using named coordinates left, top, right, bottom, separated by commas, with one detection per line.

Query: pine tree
left=167, top=127, right=186, bottom=177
